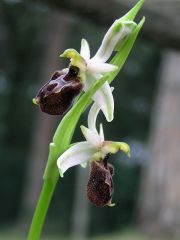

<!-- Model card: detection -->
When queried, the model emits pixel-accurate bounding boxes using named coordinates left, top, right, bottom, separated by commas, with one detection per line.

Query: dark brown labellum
left=87, top=161, right=114, bottom=207
left=34, top=66, right=83, bottom=115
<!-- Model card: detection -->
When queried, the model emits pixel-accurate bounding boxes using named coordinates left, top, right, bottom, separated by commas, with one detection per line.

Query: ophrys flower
left=60, top=20, right=136, bottom=121
left=57, top=101, right=130, bottom=206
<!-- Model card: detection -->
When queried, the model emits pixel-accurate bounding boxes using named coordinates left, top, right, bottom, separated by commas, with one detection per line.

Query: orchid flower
left=60, top=20, right=137, bottom=122
left=57, top=102, right=130, bottom=206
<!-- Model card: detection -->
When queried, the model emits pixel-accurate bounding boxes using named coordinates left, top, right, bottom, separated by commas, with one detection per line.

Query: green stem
left=27, top=169, right=59, bottom=240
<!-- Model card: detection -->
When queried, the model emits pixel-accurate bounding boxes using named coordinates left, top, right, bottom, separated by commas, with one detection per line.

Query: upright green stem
left=27, top=168, right=59, bottom=240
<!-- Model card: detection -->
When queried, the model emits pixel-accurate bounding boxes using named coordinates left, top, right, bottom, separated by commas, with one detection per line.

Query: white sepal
left=88, top=101, right=100, bottom=132
left=88, top=62, right=118, bottom=74
left=99, top=123, right=105, bottom=142
left=80, top=125, right=102, bottom=148
left=93, top=81, right=114, bottom=122
left=57, top=141, right=96, bottom=177
left=85, top=74, right=114, bottom=122
left=80, top=39, right=90, bottom=61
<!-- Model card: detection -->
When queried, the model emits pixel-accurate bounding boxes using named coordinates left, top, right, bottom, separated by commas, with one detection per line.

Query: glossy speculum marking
left=34, top=66, right=83, bottom=115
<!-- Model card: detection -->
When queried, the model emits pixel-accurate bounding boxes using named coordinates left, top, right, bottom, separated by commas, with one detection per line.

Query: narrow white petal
left=80, top=38, right=90, bottom=61
left=99, top=123, right=105, bottom=142
left=94, top=81, right=114, bottom=122
left=81, top=125, right=102, bottom=148
left=88, top=102, right=100, bottom=132
left=57, top=142, right=96, bottom=177
left=84, top=74, right=114, bottom=122
left=88, top=62, right=117, bottom=74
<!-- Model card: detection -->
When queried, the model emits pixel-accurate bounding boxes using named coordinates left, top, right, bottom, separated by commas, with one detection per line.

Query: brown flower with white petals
left=57, top=100, right=130, bottom=207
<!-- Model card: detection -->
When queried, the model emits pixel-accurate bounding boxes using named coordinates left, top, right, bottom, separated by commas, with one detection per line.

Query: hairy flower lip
left=33, top=66, right=83, bottom=115
left=38, top=80, right=83, bottom=115
left=87, top=160, right=114, bottom=207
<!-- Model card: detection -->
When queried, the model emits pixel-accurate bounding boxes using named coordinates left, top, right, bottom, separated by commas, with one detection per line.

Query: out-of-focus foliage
left=0, top=0, right=161, bottom=236
left=0, top=0, right=47, bottom=224
left=0, top=228, right=169, bottom=240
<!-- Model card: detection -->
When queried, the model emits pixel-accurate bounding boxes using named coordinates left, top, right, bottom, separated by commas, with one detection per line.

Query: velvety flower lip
left=60, top=20, right=136, bottom=122
left=87, top=160, right=114, bottom=207
left=57, top=101, right=130, bottom=178
left=33, top=66, right=83, bottom=115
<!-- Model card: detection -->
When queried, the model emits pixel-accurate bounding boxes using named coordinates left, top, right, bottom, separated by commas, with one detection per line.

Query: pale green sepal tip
left=107, top=202, right=116, bottom=207
left=60, top=48, right=78, bottom=57
left=32, top=98, right=39, bottom=105
left=102, top=141, right=130, bottom=157
left=59, top=169, right=64, bottom=178
left=120, top=0, right=145, bottom=21
left=118, top=142, right=131, bottom=158
left=60, top=48, right=86, bottom=73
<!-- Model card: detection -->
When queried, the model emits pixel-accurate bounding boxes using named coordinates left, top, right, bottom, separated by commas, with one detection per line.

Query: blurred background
left=0, top=0, right=180, bottom=239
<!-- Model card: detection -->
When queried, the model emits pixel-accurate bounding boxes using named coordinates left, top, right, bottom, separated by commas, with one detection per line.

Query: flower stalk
left=27, top=1, right=145, bottom=239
